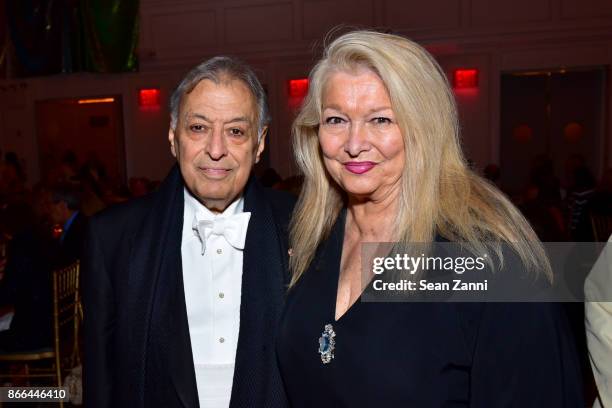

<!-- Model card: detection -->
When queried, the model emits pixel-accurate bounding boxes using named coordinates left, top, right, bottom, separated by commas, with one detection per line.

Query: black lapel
left=230, top=177, right=289, bottom=407
left=127, top=165, right=198, bottom=408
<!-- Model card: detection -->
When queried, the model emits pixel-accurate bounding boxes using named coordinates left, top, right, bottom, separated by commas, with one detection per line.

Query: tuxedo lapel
left=230, top=178, right=289, bottom=407
left=127, top=165, right=198, bottom=408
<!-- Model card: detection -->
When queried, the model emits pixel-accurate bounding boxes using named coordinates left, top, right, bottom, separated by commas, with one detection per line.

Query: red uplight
left=288, top=78, right=309, bottom=109
left=289, top=79, right=309, bottom=98
left=139, top=88, right=161, bottom=110
left=453, top=69, right=478, bottom=89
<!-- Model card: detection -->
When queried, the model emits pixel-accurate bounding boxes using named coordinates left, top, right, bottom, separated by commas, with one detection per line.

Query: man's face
left=169, top=78, right=266, bottom=212
left=49, top=200, right=69, bottom=225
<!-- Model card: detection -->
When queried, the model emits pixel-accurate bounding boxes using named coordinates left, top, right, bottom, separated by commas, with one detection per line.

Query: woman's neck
left=346, top=192, right=399, bottom=242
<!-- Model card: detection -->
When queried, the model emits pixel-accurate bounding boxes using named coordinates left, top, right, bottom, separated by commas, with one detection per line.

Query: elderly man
left=83, top=57, right=293, bottom=408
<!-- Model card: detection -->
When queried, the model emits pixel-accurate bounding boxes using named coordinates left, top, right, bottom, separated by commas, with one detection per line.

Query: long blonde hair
left=289, top=30, right=550, bottom=286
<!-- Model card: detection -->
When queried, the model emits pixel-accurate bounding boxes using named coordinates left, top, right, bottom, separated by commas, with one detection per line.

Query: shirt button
left=218, top=292, right=225, bottom=299
left=216, top=248, right=222, bottom=254
left=219, top=337, right=225, bottom=343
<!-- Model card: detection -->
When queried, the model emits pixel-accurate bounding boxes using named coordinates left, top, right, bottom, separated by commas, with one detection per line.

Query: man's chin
left=191, top=186, right=237, bottom=208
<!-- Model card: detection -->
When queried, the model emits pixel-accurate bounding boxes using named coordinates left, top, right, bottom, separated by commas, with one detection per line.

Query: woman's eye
left=372, top=117, right=392, bottom=125
left=324, top=117, right=345, bottom=125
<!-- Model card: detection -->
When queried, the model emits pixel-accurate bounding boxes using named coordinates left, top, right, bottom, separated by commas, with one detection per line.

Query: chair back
left=52, top=261, right=81, bottom=384
left=591, top=214, right=612, bottom=242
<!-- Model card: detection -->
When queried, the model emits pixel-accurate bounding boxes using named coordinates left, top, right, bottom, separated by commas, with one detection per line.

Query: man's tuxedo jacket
left=83, top=166, right=294, bottom=408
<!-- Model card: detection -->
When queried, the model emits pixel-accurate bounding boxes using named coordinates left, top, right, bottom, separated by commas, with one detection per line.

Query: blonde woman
left=276, top=30, right=583, bottom=407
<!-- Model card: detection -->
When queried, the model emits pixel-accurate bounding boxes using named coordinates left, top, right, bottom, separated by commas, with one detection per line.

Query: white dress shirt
left=182, top=188, right=251, bottom=408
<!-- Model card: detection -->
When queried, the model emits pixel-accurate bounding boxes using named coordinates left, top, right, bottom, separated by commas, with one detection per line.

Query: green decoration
left=81, top=0, right=139, bottom=73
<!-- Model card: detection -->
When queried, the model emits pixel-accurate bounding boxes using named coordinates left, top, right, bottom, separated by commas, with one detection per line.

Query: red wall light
left=139, top=88, right=161, bottom=110
left=289, top=78, right=309, bottom=98
left=288, top=78, right=309, bottom=109
left=453, top=69, right=478, bottom=89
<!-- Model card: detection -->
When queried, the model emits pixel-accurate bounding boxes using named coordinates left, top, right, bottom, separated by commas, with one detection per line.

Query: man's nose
left=205, top=127, right=228, bottom=160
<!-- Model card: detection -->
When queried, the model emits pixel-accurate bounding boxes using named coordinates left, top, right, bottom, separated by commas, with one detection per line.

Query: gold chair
left=591, top=214, right=612, bottom=242
left=0, top=260, right=81, bottom=405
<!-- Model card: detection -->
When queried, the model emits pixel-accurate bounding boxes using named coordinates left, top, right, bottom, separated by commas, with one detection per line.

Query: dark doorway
left=35, top=96, right=126, bottom=186
left=500, top=68, right=606, bottom=195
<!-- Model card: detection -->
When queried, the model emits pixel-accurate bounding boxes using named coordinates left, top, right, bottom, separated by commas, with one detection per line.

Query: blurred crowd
left=0, top=148, right=608, bottom=354
left=0, top=150, right=303, bottom=354
left=0, top=150, right=160, bottom=353
left=484, top=155, right=612, bottom=243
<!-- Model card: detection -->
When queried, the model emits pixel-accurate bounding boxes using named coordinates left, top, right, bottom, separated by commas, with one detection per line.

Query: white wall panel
left=383, top=0, right=462, bottom=31
left=4, top=0, right=612, bottom=182
left=438, top=54, right=491, bottom=169
left=500, top=43, right=610, bottom=71
left=561, top=0, right=612, bottom=19
left=224, top=3, right=294, bottom=44
left=302, top=0, right=374, bottom=40
left=150, top=10, right=218, bottom=59
left=470, top=0, right=552, bottom=26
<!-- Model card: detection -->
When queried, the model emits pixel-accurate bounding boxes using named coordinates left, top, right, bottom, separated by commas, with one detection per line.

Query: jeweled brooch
left=318, top=324, right=336, bottom=364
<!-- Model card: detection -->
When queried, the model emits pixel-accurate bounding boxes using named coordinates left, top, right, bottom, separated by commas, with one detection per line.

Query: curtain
left=5, top=0, right=138, bottom=77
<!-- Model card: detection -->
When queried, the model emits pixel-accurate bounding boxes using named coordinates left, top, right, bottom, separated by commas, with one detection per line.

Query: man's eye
left=229, top=128, right=245, bottom=136
left=372, top=117, right=392, bottom=125
left=324, top=117, right=345, bottom=125
left=189, top=124, right=206, bottom=132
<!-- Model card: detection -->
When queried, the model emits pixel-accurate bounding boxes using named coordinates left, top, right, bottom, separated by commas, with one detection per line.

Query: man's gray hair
left=169, top=56, right=271, bottom=139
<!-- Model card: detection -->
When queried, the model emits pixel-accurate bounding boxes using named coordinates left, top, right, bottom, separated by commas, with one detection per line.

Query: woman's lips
left=344, top=161, right=376, bottom=174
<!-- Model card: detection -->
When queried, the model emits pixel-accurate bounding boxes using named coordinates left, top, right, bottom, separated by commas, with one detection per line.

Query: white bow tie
left=192, top=212, right=251, bottom=255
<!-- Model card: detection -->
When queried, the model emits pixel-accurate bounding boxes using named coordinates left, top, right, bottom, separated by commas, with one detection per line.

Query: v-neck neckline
left=327, top=209, right=364, bottom=323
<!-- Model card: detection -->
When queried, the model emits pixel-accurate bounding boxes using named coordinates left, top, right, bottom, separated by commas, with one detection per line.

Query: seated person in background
left=567, top=165, right=597, bottom=241
left=0, top=184, right=86, bottom=352
left=0, top=191, right=55, bottom=351
left=588, top=167, right=612, bottom=225
left=48, top=183, right=88, bottom=266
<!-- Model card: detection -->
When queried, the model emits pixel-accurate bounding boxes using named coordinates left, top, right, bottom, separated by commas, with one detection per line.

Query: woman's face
left=318, top=68, right=405, bottom=201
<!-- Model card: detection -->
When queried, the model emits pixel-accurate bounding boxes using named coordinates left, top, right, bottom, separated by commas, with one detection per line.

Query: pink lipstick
left=344, top=161, right=376, bottom=174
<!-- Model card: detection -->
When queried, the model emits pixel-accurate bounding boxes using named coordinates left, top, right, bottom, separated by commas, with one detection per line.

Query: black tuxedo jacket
left=83, top=166, right=294, bottom=408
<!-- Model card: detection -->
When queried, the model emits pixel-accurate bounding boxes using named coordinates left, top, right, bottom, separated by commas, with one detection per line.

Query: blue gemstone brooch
left=318, top=324, right=336, bottom=364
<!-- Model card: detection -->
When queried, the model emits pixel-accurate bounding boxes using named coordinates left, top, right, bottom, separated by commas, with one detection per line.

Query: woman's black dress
left=276, top=212, right=584, bottom=407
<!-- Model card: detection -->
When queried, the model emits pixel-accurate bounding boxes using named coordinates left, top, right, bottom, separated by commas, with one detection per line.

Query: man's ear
left=169, top=128, right=177, bottom=158
left=255, top=127, right=268, bottom=164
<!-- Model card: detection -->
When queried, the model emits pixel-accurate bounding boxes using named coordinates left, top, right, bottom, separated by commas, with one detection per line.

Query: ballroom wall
left=0, top=0, right=611, bottom=184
